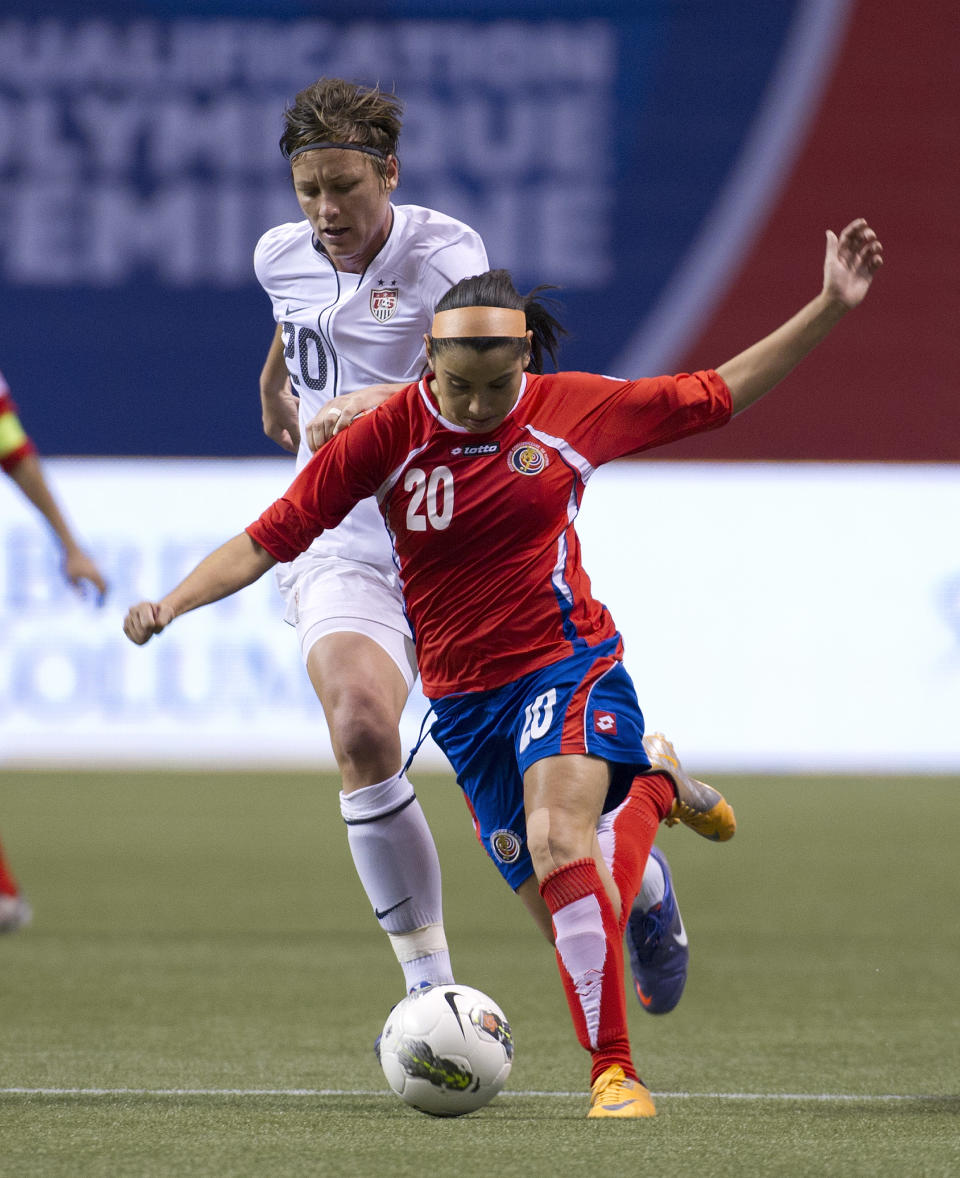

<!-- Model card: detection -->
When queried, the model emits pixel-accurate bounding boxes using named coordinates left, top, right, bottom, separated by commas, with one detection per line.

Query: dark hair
left=280, top=78, right=403, bottom=186
left=430, top=269, right=567, bottom=373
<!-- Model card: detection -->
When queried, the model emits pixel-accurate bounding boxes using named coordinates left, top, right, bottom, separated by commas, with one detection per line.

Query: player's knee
left=327, top=692, right=400, bottom=774
left=527, top=814, right=592, bottom=880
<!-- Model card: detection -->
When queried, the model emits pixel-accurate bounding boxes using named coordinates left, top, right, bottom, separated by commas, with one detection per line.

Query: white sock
left=388, top=929, right=455, bottom=991
left=340, top=772, right=454, bottom=989
left=636, top=851, right=666, bottom=910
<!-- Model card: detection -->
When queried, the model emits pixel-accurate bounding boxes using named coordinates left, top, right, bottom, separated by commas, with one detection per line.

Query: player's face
left=427, top=340, right=531, bottom=433
left=291, top=150, right=399, bottom=274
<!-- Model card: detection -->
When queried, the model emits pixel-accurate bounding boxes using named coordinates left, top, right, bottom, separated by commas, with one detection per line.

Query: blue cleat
left=626, top=846, right=688, bottom=1015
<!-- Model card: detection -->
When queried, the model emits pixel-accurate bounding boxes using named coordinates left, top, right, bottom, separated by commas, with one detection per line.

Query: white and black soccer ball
left=378, top=983, right=514, bottom=1117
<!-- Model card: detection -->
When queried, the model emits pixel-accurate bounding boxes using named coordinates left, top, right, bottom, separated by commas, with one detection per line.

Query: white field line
left=0, top=1087, right=947, bottom=1102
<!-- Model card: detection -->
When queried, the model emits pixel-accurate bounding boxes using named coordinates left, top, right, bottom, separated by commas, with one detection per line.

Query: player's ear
left=384, top=154, right=399, bottom=194
left=424, top=334, right=433, bottom=365
left=522, top=330, right=533, bottom=369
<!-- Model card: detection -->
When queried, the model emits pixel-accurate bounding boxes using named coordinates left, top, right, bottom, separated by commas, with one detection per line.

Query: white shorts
left=277, top=553, right=417, bottom=693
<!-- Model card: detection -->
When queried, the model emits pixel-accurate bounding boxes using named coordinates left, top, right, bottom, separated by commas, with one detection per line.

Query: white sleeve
left=418, top=232, right=490, bottom=316
left=252, top=226, right=281, bottom=291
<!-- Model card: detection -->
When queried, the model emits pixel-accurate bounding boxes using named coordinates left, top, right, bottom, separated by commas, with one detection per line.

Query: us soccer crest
left=370, top=285, right=398, bottom=323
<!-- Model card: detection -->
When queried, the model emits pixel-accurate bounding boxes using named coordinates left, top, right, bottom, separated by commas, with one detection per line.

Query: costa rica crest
left=490, top=829, right=522, bottom=864
left=507, top=441, right=548, bottom=476
left=370, top=285, right=398, bottom=322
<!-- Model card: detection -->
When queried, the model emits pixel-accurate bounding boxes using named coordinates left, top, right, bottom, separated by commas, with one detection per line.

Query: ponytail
left=430, top=269, right=567, bottom=373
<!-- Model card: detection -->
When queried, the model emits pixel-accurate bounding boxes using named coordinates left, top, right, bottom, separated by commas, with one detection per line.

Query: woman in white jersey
left=252, top=79, right=487, bottom=994
left=251, top=78, right=691, bottom=1009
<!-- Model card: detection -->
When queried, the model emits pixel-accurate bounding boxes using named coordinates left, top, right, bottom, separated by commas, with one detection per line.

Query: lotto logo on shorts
left=490, top=829, right=522, bottom=864
left=370, top=286, right=398, bottom=322
left=508, top=442, right=548, bottom=476
left=594, top=711, right=617, bottom=735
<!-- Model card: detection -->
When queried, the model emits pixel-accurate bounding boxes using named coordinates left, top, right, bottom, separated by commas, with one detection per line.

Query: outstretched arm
left=717, top=219, right=883, bottom=415
left=123, top=532, right=275, bottom=645
left=7, top=452, right=108, bottom=602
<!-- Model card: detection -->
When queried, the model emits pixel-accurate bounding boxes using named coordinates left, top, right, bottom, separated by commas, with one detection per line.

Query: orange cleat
left=587, top=1065, right=657, bottom=1118
left=643, top=732, right=736, bottom=842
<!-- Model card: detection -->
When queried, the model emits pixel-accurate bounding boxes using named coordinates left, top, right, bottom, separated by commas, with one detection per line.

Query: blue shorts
left=427, top=634, right=651, bottom=889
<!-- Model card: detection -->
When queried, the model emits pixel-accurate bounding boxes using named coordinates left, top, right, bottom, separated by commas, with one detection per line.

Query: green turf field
left=1, top=770, right=958, bottom=1177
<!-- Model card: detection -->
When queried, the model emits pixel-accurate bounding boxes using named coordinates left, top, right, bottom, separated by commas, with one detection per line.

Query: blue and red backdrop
left=0, top=0, right=956, bottom=461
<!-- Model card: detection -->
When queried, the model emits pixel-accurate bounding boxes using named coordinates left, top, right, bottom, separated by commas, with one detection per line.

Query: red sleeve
left=0, top=390, right=38, bottom=472
left=245, top=395, right=407, bottom=563
left=1, top=441, right=36, bottom=473
left=552, top=369, right=733, bottom=466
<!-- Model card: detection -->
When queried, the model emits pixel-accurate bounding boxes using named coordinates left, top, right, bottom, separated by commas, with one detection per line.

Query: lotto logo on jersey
left=370, top=286, right=398, bottom=322
left=594, top=711, right=617, bottom=735
left=451, top=442, right=501, bottom=457
left=508, top=442, right=548, bottom=476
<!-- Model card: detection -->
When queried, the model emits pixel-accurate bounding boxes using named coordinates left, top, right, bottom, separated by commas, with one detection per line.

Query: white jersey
left=254, top=203, right=488, bottom=570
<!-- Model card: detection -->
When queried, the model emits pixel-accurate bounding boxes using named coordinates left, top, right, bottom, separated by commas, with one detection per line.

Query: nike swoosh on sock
left=374, top=896, right=412, bottom=920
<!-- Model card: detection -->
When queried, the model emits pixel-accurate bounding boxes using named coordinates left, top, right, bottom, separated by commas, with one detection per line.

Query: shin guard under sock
left=540, top=857, right=635, bottom=1084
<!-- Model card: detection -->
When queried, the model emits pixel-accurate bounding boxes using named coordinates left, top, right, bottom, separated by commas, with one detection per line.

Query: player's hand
left=261, top=378, right=301, bottom=454
left=123, top=601, right=175, bottom=645
left=305, top=383, right=405, bottom=451
left=63, top=549, right=108, bottom=605
left=823, top=219, right=883, bottom=310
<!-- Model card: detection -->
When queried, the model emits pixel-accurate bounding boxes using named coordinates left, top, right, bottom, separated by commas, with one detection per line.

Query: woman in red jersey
left=1, top=370, right=108, bottom=934
left=124, top=218, right=882, bottom=1116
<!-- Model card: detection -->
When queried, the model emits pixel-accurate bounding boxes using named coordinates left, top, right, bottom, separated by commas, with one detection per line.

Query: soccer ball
left=378, top=983, right=514, bottom=1117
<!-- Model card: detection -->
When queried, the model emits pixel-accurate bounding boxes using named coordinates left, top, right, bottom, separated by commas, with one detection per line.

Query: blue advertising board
left=0, top=0, right=839, bottom=456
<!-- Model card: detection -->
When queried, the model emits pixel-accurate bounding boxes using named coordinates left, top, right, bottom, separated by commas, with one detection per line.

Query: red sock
left=540, top=857, right=635, bottom=1085
left=0, top=836, right=20, bottom=897
left=601, top=772, right=675, bottom=933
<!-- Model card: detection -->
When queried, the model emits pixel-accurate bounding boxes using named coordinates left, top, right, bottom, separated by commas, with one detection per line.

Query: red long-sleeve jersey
left=248, top=369, right=731, bottom=696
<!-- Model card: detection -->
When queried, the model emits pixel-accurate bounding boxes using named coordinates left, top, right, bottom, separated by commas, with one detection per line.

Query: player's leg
left=524, top=753, right=664, bottom=1117
left=457, top=782, right=669, bottom=1112
left=515, top=642, right=679, bottom=1115
left=307, top=627, right=453, bottom=991
left=516, top=784, right=690, bottom=1014
left=0, top=833, right=32, bottom=934
left=620, top=733, right=735, bottom=1012
left=288, top=557, right=453, bottom=992
left=428, top=656, right=659, bottom=1116
left=427, top=670, right=628, bottom=1084
left=600, top=780, right=689, bottom=1013
left=514, top=874, right=553, bottom=941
